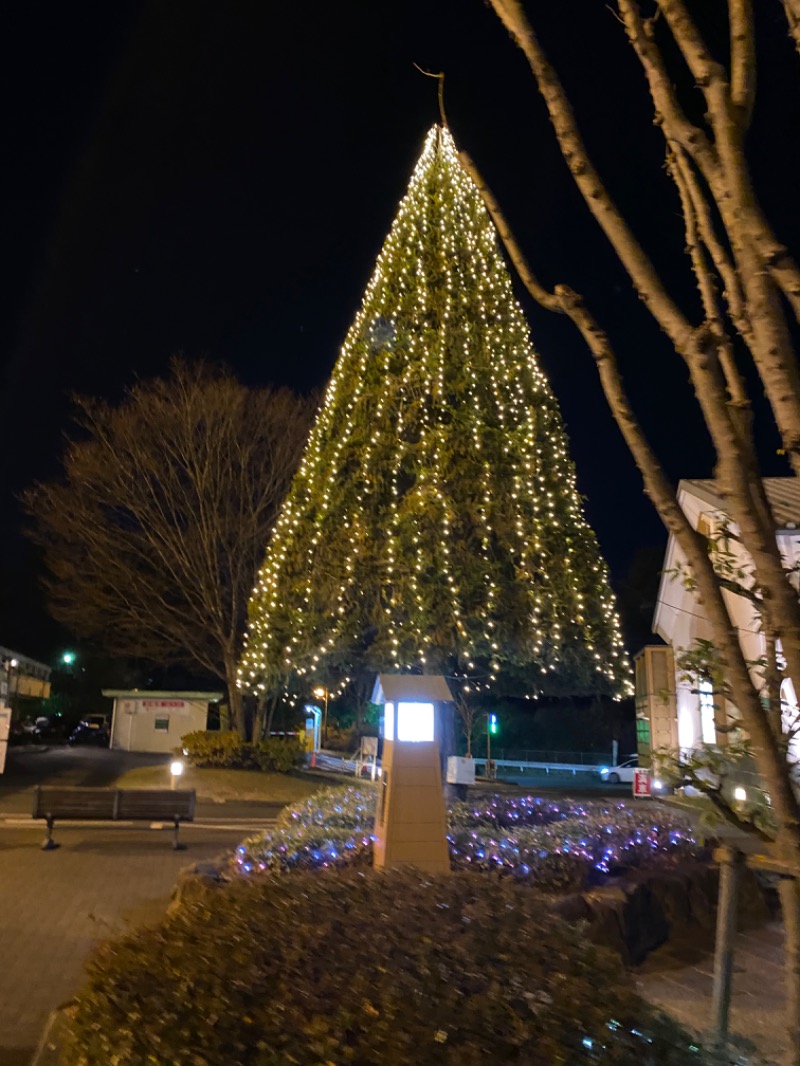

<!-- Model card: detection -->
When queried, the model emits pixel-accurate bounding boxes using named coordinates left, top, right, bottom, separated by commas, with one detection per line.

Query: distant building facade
left=0, top=646, right=52, bottom=704
left=635, top=478, right=800, bottom=790
left=103, top=690, right=222, bottom=753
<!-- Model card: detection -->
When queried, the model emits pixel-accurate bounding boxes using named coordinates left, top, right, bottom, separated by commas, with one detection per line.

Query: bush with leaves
left=62, top=868, right=709, bottom=1066
left=180, top=730, right=305, bottom=772
left=250, top=737, right=306, bottom=773
left=235, top=785, right=701, bottom=891
left=181, top=730, right=249, bottom=766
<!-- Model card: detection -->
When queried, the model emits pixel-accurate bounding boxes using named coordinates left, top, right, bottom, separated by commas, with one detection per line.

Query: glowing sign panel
left=397, top=701, right=434, bottom=742
left=384, top=702, right=395, bottom=741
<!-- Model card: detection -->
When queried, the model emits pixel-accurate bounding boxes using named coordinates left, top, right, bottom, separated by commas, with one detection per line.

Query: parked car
left=9, top=718, right=41, bottom=741
left=34, top=714, right=65, bottom=737
left=598, top=756, right=638, bottom=784
left=68, top=715, right=110, bottom=747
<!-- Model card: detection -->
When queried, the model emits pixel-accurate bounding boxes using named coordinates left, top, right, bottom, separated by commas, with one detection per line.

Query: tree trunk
left=780, top=876, right=800, bottom=1065
left=224, top=655, right=246, bottom=738
left=251, top=695, right=265, bottom=743
left=258, top=692, right=280, bottom=741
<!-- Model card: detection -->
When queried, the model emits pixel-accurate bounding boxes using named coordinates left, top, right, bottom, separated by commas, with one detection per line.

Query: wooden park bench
left=32, top=786, right=196, bottom=851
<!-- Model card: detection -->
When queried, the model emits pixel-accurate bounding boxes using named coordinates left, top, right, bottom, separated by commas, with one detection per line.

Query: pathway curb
left=30, top=1006, right=70, bottom=1066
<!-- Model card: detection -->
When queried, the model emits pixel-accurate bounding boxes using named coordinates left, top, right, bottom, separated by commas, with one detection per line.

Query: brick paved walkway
left=637, top=921, right=788, bottom=1065
left=0, top=823, right=244, bottom=1066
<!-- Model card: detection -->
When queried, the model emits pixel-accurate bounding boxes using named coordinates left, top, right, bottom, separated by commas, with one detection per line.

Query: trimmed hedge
left=180, top=730, right=304, bottom=772
left=62, top=868, right=708, bottom=1065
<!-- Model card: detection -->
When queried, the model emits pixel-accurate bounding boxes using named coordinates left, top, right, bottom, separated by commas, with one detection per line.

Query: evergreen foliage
left=62, top=868, right=709, bottom=1065
left=240, top=127, right=631, bottom=702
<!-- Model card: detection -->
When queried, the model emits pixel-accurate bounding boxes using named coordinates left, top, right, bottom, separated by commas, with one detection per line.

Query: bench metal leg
left=41, top=815, right=59, bottom=851
left=172, top=817, right=186, bottom=851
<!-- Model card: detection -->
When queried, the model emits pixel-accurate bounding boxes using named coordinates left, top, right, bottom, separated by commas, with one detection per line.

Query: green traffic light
left=61, top=651, right=76, bottom=666
left=489, top=714, right=499, bottom=735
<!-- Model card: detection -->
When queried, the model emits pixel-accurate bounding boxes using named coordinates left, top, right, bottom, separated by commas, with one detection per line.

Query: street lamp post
left=486, top=713, right=499, bottom=780
left=4, top=658, right=18, bottom=713
left=313, top=686, right=329, bottom=748
left=170, top=759, right=184, bottom=791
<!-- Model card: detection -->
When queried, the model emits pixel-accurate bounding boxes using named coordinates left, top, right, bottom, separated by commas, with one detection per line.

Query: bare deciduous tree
left=454, top=694, right=482, bottom=758
left=23, top=358, right=314, bottom=737
left=475, top=0, right=800, bottom=1051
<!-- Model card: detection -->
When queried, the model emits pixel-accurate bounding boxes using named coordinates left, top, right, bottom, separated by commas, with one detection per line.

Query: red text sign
left=633, top=768, right=652, bottom=798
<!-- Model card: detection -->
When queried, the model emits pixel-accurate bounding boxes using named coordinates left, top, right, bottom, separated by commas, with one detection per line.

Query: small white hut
left=103, top=690, right=223, bottom=753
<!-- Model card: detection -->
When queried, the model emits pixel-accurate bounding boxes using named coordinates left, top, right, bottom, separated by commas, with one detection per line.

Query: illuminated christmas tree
left=240, top=126, right=631, bottom=704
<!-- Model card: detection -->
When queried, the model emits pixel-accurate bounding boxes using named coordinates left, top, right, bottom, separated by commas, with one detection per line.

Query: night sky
left=2, top=1, right=798, bottom=661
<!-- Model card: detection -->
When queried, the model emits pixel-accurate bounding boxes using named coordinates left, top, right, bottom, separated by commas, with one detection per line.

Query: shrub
left=62, top=869, right=709, bottom=1065
left=251, top=736, right=305, bottom=772
left=235, top=785, right=702, bottom=891
left=181, top=729, right=249, bottom=767
left=181, top=730, right=304, bottom=771
left=321, top=723, right=356, bottom=751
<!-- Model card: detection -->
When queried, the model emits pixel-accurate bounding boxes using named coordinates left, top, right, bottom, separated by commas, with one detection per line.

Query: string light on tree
left=239, top=126, right=632, bottom=703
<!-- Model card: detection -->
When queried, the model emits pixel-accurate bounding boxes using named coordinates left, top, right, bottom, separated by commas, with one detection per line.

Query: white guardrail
left=472, top=758, right=604, bottom=776
left=313, top=751, right=607, bottom=778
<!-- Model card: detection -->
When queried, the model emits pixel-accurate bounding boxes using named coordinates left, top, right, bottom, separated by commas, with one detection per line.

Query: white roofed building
left=102, top=690, right=223, bottom=753
left=636, top=478, right=800, bottom=788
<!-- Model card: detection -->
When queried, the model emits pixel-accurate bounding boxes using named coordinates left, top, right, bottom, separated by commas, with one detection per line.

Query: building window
left=698, top=681, right=717, bottom=744
left=636, top=718, right=651, bottom=747
left=154, top=717, right=169, bottom=731
left=781, top=679, right=800, bottom=765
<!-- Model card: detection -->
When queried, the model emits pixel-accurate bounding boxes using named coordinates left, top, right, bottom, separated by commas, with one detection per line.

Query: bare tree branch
left=485, top=0, right=800, bottom=859
left=729, top=0, right=756, bottom=129
left=783, top=0, right=800, bottom=53
left=490, top=0, right=701, bottom=351
left=672, top=146, right=751, bottom=351
left=666, top=145, right=747, bottom=411
left=456, top=150, right=561, bottom=314
left=483, top=0, right=800, bottom=1043
left=491, top=1, right=800, bottom=708
left=621, top=1, right=800, bottom=469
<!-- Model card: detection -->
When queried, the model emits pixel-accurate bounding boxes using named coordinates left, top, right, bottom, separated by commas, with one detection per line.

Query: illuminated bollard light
left=372, top=673, right=452, bottom=875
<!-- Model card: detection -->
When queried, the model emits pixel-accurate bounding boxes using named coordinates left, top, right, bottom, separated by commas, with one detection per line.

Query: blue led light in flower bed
left=233, top=784, right=701, bottom=892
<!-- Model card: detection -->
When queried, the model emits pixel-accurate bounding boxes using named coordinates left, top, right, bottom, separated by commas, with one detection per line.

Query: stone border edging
left=552, top=859, right=769, bottom=965
left=29, top=1005, right=71, bottom=1066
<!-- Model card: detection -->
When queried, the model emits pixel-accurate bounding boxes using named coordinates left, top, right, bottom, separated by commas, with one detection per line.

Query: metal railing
left=481, top=749, right=615, bottom=767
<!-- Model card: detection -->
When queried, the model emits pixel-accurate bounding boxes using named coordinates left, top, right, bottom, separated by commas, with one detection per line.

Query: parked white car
left=598, top=757, right=638, bottom=784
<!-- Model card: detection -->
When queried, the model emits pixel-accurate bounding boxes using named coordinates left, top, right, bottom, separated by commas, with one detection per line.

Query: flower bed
left=234, top=785, right=701, bottom=892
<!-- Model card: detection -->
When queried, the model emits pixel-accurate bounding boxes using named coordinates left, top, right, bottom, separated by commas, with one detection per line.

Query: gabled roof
left=372, top=674, right=453, bottom=704
left=102, top=690, right=224, bottom=701
left=681, top=477, right=800, bottom=530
